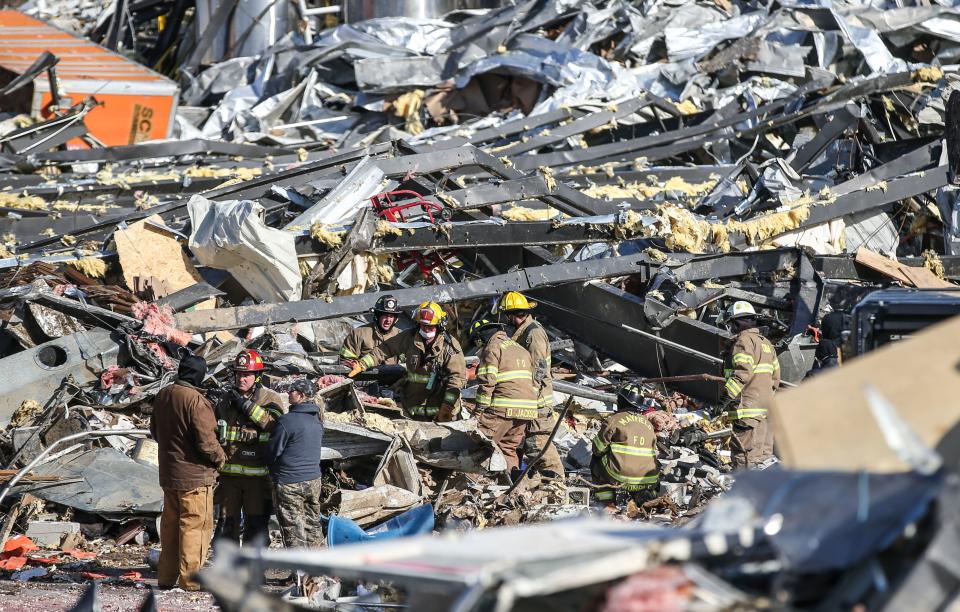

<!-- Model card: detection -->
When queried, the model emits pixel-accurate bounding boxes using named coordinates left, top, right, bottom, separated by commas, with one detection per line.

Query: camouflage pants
left=273, top=478, right=324, bottom=549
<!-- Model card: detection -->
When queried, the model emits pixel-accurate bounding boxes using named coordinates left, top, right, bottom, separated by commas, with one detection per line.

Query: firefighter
left=469, top=319, right=540, bottom=475
left=721, top=301, right=780, bottom=469
left=591, top=383, right=659, bottom=502
left=497, top=291, right=565, bottom=478
left=349, top=301, right=466, bottom=422
left=214, top=349, right=286, bottom=545
left=340, top=295, right=403, bottom=367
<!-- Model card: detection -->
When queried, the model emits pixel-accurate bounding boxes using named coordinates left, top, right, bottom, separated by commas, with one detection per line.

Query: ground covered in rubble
left=0, top=581, right=216, bottom=611
left=3, top=0, right=960, bottom=609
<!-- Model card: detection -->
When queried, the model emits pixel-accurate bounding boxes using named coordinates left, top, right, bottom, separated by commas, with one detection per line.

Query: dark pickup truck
left=851, top=288, right=960, bottom=355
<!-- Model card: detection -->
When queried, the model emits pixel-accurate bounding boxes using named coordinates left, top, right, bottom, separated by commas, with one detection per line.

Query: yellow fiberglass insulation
left=393, top=90, right=425, bottom=135
left=68, top=257, right=108, bottom=278
left=538, top=166, right=557, bottom=191
left=501, top=205, right=560, bottom=221
left=913, top=66, right=944, bottom=83
left=644, top=247, right=668, bottom=262
left=310, top=223, right=345, bottom=248
left=726, top=205, right=811, bottom=246
left=623, top=203, right=811, bottom=253
left=581, top=176, right=718, bottom=201
left=923, top=250, right=947, bottom=279
left=0, top=192, right=47, bottom=211
left=374, top=220, right=404, bottom=238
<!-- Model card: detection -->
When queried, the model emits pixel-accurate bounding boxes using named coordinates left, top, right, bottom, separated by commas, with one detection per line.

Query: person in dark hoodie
left=266, top=378, right=324, bottom=549
left=806, top=312, right=846, bottom=378
left=150, top=355, right=226, bottom=591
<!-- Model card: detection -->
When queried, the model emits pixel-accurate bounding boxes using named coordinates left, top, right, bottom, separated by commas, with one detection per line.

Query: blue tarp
left=328, top=504, right=435, bottom=547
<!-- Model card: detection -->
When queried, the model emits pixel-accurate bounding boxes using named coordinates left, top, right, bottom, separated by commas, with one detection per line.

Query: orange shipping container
left=0, top=10, right=178, bottom=146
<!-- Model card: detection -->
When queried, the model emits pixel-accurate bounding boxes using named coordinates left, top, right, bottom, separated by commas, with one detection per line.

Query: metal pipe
left=297, top=0, right=341, bottom=15
left=0, top=429, right=150, bottom=511
left=552, top=379, right=616, bottom=404
left=621, top=324, right=725, bottom=365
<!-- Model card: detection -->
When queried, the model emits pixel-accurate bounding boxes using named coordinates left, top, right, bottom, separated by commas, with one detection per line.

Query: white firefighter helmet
left=726, top=300, right=757, bottom=321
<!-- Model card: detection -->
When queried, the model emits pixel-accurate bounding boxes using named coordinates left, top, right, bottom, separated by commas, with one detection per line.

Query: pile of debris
left=2, top=0, right=960, bottom=609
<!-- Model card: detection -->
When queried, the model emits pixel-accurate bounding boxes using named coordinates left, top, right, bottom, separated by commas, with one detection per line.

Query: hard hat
left=234, top=349, right=265, bottom=372
left=726, top=300, right=757, bottom=321
left=498, top=291, right=537, bottom=313
left=469, top=318, right=504, bottom=341
left=616, top=383, right=644, bottom=412
left=372, top=295, right=402, bottom=315
left=416, top=301, right=446, bottom=326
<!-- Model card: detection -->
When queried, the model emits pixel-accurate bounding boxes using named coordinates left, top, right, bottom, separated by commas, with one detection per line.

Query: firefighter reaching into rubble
left=214, top=349, right=286, bottom=545
left=721, top=301, right=780, bottom=469
left=591, top=383, right=660, bottom=502
left=340, top=295, right=404, bottom=367
left=469, top=319, right=541, bottom=477
left=498, top=291, right=565, bottom=478
left=349, top=301, right=466, bottom=421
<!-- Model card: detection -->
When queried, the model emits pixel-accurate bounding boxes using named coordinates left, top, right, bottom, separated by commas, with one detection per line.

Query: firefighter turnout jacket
left=216, top=385, right=285, bottom=477
left=592, top=411, right=659, bottom=490
left=475, top=330, right=539, bottom=420
left=359, top=329, right=466, bottom=419
left=724, top=328, right=780, bottom=421
left=511, top=317, right=553, bottom=411
left=340, top=323, right=402, bottom=364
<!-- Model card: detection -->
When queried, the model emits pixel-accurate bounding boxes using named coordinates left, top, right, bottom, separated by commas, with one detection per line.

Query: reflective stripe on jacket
left=358, top=329, right=466, bottom=420
left=724, top=328, right=780, bottom=421
left=217, top=385, right=285, bottom=478
left=512, top=317, right=554, bottom=409
left=475, top=331, right=539, bottom=420
left=340, top=323, right=402, bottom=363
left=592, top=411, right=659, bottom=490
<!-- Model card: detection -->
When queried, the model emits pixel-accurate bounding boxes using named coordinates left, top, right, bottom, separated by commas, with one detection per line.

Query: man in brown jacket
left=150, top=355, right=225, bottom=591
left=469, top=319, right=540, bottom=475
left=498, top=291, right=565, bottom=477
left=350, top=301, right=465, bottom=421
left=215, top=349, right=285, bottom=545
left=722, top=301, right=780, bottom=469
left=340, top=295, right=403, bottom=366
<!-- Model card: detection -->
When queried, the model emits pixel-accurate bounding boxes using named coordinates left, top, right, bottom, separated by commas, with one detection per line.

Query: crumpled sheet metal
left=187, top=195, right=302, bottom=303
left=0, top=329, right=119, bottom=428
left=285, top=157, right=391, bottom=229
left=394, top=419, right=508, bottom=473
left=29, top=447, right=163, bottom=517
left=331, top=484, right=422, bottom=528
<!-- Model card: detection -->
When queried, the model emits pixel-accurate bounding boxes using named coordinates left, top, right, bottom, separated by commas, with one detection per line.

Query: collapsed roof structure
left=2, top=0, right=960, bottom=609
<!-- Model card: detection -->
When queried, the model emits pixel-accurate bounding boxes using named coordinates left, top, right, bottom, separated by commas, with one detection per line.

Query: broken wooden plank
left=854, top=247, right=953, bottom=289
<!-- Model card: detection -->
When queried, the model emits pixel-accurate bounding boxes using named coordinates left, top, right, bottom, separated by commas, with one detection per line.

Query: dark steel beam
left=174, top=251, right=661, bottom=333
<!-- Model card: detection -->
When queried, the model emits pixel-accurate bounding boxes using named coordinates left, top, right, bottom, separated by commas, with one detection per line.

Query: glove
left=236, top=428, right=258, bottom=442
left=435, top=403, right=456, bottom=422
left=348, top=364, right=364, bottom=378
left=678, top=426, right=707, bottom=447
left=710, top=398, right=734, bottom=419
left=228, top=389, right=256, bottom=418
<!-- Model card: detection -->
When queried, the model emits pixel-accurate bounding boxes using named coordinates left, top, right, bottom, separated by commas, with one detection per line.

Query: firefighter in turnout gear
left=498, top=291, right=565, bottom=478
left=591, top=383, right=659, bottom=502
left=469, top=319, right=540, bottom=474
left=349, top=301, right=466, bottom=422
left=214, top=349, right=286, bottom=545
left=722, top=301, right=780, bottom=469
left=340, top=295, right=403, bottom=366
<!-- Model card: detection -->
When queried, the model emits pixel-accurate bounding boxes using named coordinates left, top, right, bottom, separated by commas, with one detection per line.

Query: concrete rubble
left=1, top=0, right=960, bottom=609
